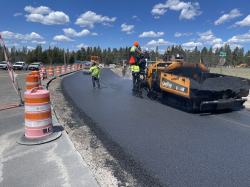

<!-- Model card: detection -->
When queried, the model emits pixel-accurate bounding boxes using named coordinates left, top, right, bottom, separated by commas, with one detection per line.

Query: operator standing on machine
left=130, top=41, right=145, bottom=90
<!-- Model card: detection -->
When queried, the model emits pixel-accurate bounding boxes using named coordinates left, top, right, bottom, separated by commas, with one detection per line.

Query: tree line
left=0, top=44, right=250, bottom=67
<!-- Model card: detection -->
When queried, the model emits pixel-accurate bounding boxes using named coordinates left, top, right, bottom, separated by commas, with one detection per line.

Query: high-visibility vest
left=130, top=46, right=139, bottom=57
left=131, top=46, right=136, bottom=52
left=131, top=65, right=140, bottom=73
left=90, top=66, right=101, bottom=78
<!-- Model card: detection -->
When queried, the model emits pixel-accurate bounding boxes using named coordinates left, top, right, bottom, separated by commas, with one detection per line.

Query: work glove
left=88, top=71, right=91, bottom=74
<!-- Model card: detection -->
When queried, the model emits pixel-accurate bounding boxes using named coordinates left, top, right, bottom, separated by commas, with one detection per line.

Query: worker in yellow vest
left=89, top=64, right=102, bottom=89
left=122, top=64, right=127, bottom=77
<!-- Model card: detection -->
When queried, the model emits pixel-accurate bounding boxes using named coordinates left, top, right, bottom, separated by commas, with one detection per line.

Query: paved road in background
left=63, top=69, right=250, bottom=187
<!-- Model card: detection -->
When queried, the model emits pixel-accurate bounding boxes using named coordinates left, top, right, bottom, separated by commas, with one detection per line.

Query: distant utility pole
left=64, top=39, right=66, bottom=66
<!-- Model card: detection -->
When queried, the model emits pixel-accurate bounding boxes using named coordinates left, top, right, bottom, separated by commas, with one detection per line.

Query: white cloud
left=27, top=46, right=35, bottom=50
left=175, top=32, right=193, bottom=37
left=151, top=0, right=202, bottom=20
left=0, top=31, right=44, bottom=40
left=31, top=40, right=47, bottom=44
left=21, top=41, right=28, bottom=43
left=121, top=23, right=134, bottom=34
left=4, top=41, right=20, bottom=47
left=77, top=43, right=89, bottom=48
left=24, top=6, right=70, bottom=25
left=197, top=30, right=213, bottom=36
left=14, top=13, right=22, bottom=17
left=196, top=30, right=223, bottom=45
left=227, top=30, right=250, bottom=44
left=139, top=31, right=164, bottom=38
left=75, top=11, right=116, bottom=28
left=102, top=22, right=113, bottom=27
left=232, top=15, right=250, bottom=27
left=24, top=5, right=52, bottom=14
left=154, top=16, right=160, bottom=19
left=146, top=39, right=176, bottom=46
left=213, top=43, right=223, bottom=49
left=63, top=28, right=90, bottom=37
left=214, top=9, right=242, bottom=25
left=212, top=43, right=243, bottom=50
left=132, top=15, right=140, bottom=21
left=53, top=35, right=75, bottom=42
left=50, top=42, right=57, bottom=45
left=151, top=8, right=167, bottom=15
left=220, top=11, right=225, bottom=14
left=205, top=38, right=223, bottom=45
left=91, top=33, right=98, bottom=36
left=182, top=41, right=203, bottom=47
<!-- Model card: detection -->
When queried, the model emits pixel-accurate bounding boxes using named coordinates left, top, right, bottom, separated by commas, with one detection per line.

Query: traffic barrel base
left=16, top=129, right=61, bottom=145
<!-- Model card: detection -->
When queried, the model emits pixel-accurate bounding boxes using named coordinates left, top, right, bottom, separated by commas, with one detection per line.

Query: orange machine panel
left=160, top=72, right=191, bottom=99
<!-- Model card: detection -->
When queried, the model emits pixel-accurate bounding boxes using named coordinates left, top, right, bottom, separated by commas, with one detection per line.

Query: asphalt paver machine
left=130, top=50, right=250, bottom=111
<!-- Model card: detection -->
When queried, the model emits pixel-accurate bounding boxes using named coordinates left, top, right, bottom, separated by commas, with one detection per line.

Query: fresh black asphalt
left=62, top=68, right=250, bottom=187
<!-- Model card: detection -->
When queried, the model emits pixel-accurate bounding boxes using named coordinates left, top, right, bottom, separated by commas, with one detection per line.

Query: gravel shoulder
left=48, top=73, right=163, bottom=187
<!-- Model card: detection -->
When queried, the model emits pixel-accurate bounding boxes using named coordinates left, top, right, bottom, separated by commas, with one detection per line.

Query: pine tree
left=232, top=47, right=239, bottom=67
left=213, top=48, right=220, bottom=66
left=206, top=47, right=214, bottom=66
left=224, top=44, right=232, bottom=66
left=238, top=47, right=244, bottom=65
left=201, top=47, right=208, bottom=64
left=244, top=50, right=250, bottom=67
left=69, top=55, right=75, bottom=64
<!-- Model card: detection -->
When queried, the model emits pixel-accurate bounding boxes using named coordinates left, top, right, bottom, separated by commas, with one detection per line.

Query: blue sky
left=1, top=0, right=250, bottom=54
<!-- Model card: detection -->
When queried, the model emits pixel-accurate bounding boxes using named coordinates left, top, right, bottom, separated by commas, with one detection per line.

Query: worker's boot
left=98, top=86, right=102, bottom=89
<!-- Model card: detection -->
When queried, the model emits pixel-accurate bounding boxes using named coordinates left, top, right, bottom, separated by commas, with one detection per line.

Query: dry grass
left=210, top=68, right=250, bottom=79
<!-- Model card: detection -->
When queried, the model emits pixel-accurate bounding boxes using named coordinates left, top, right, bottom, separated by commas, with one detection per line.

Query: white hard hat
left=124, top=64, right=126, bottom=66
left=98, top=64, right=102, bottom=68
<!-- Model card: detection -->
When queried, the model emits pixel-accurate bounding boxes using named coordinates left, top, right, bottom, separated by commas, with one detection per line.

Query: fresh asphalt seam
left=99, top=79, right=116, bottom=89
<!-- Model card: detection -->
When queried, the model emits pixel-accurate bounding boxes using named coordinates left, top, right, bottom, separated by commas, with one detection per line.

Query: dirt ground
left=111, top=67, right=250, bottom=109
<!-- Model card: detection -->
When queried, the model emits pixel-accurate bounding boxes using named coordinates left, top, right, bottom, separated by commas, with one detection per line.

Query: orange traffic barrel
left=24, top=87, right=52, bottom=138
left=56, top=66, right=61, bottom=74
left=67, top=65, right=71, bottom=72
left=31, top=70, right=41, bottom=86
left=75, top=65, right=78, bottom=70
left=78, top=64, right=81, bottom=69
left=49, top=67, right=54, bottom=76
left=43, top=71, right=47, bottom=80
left=82, top=64, right=84, bottom=69
left=39, top=70, right=43, bottom=80
left=62, top=65, right=66, bottom=73
left=26, top=74, right=39, bottom=91
left=41, top=67, right=46, bottom=72
left=72, top=65, right=75, bottom=70
left=16, top=87, right=61, bottom=145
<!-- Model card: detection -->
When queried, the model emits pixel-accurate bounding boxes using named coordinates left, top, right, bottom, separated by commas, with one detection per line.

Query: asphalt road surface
left=62, top=68, right=250, bottom=187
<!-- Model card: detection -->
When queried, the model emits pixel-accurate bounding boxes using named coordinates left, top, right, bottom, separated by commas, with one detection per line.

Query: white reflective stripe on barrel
left=26, top=82, right=39, bottom=85
left=25, top=103, right=51, bottom=112
left=25, top=118, right=52, bottom=127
